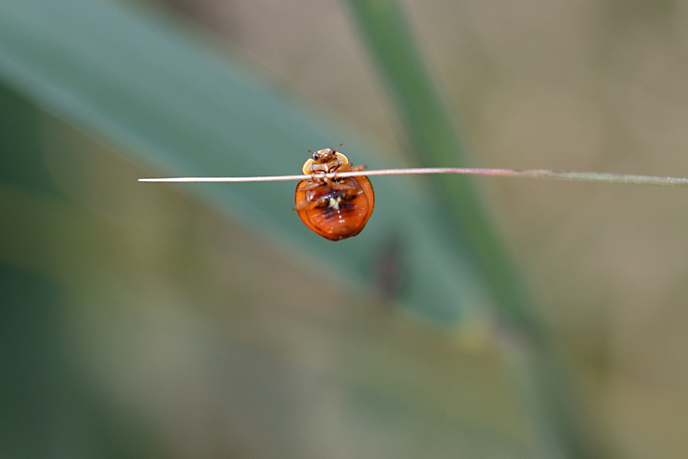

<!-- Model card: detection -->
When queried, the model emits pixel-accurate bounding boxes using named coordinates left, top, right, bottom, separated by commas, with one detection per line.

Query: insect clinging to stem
left=294, top=147, right=375, bottom=241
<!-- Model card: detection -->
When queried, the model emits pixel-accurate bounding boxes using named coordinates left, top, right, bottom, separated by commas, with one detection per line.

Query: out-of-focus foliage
left=0, top=0, right=491, bottom=322
left=0, top=0, right=513, bottom=457
left=0, top=84, right=525, bottom=458
left=2, top=0, right=688, bottom=458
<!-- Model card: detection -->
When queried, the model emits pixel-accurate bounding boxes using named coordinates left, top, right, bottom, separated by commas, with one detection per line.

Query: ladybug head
left=302, top=147, right=349, bottom=175
left=312, top=148, right=337, bottom=163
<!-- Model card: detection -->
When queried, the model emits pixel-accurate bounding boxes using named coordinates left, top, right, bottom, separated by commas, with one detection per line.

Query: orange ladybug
left=294, top=148, right=375, bottom=241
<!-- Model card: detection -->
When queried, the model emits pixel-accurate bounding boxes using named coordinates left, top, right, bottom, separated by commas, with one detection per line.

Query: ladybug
left=294, top=148, right=375, bottom=241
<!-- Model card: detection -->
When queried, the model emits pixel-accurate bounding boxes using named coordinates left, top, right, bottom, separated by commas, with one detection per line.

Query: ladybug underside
left=295, top=178, right=373, bottom=241
left=307, top=183, right=358, bottom=212
left=295, top=148, right=375, bottom=241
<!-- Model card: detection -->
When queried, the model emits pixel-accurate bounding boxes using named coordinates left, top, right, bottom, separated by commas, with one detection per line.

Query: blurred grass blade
left=0, top=0, right=494, bottom=322
left=343, top=1, right=598, bottom=458
left=344, top=0, right=532, bottom=325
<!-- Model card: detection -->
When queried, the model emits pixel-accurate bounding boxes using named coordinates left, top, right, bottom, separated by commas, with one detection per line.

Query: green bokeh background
left=2, top=0, right=688, bottom=458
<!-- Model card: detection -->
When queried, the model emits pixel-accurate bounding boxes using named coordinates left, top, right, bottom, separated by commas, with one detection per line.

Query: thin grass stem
left=139, top=167, right=688, bottom=187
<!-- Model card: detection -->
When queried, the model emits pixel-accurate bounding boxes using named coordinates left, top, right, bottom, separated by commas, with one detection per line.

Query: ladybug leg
left=310, top=172, right=331, bottom=186
left=331, top=179, right=361, bottom=192
left=336, top=163, right=353, bottom=173
left=294, top=187, right=330, bottom=211
left=299, top=181, right=321, bottom=192
left=294, top=195, right=330, bottom=211
left=294, top=200, right=320, bottom=212
left=335, top=163, right=366, bottom=174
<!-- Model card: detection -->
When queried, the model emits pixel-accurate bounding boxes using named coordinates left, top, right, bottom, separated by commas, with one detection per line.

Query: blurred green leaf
left=344, top=0, right=533, bottom=327
left=343, top=1, right=598, bottom=458
left=0, top=0, right=494, bottom=322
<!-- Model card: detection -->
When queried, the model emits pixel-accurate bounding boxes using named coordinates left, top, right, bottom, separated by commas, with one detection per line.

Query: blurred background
left=2, top=0, right=688, bottom=458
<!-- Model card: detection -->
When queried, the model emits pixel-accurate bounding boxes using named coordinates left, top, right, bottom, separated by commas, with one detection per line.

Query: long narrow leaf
left=343, top=1, right=597, bottom=458
left=0, top=0, right=493, bottom=322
